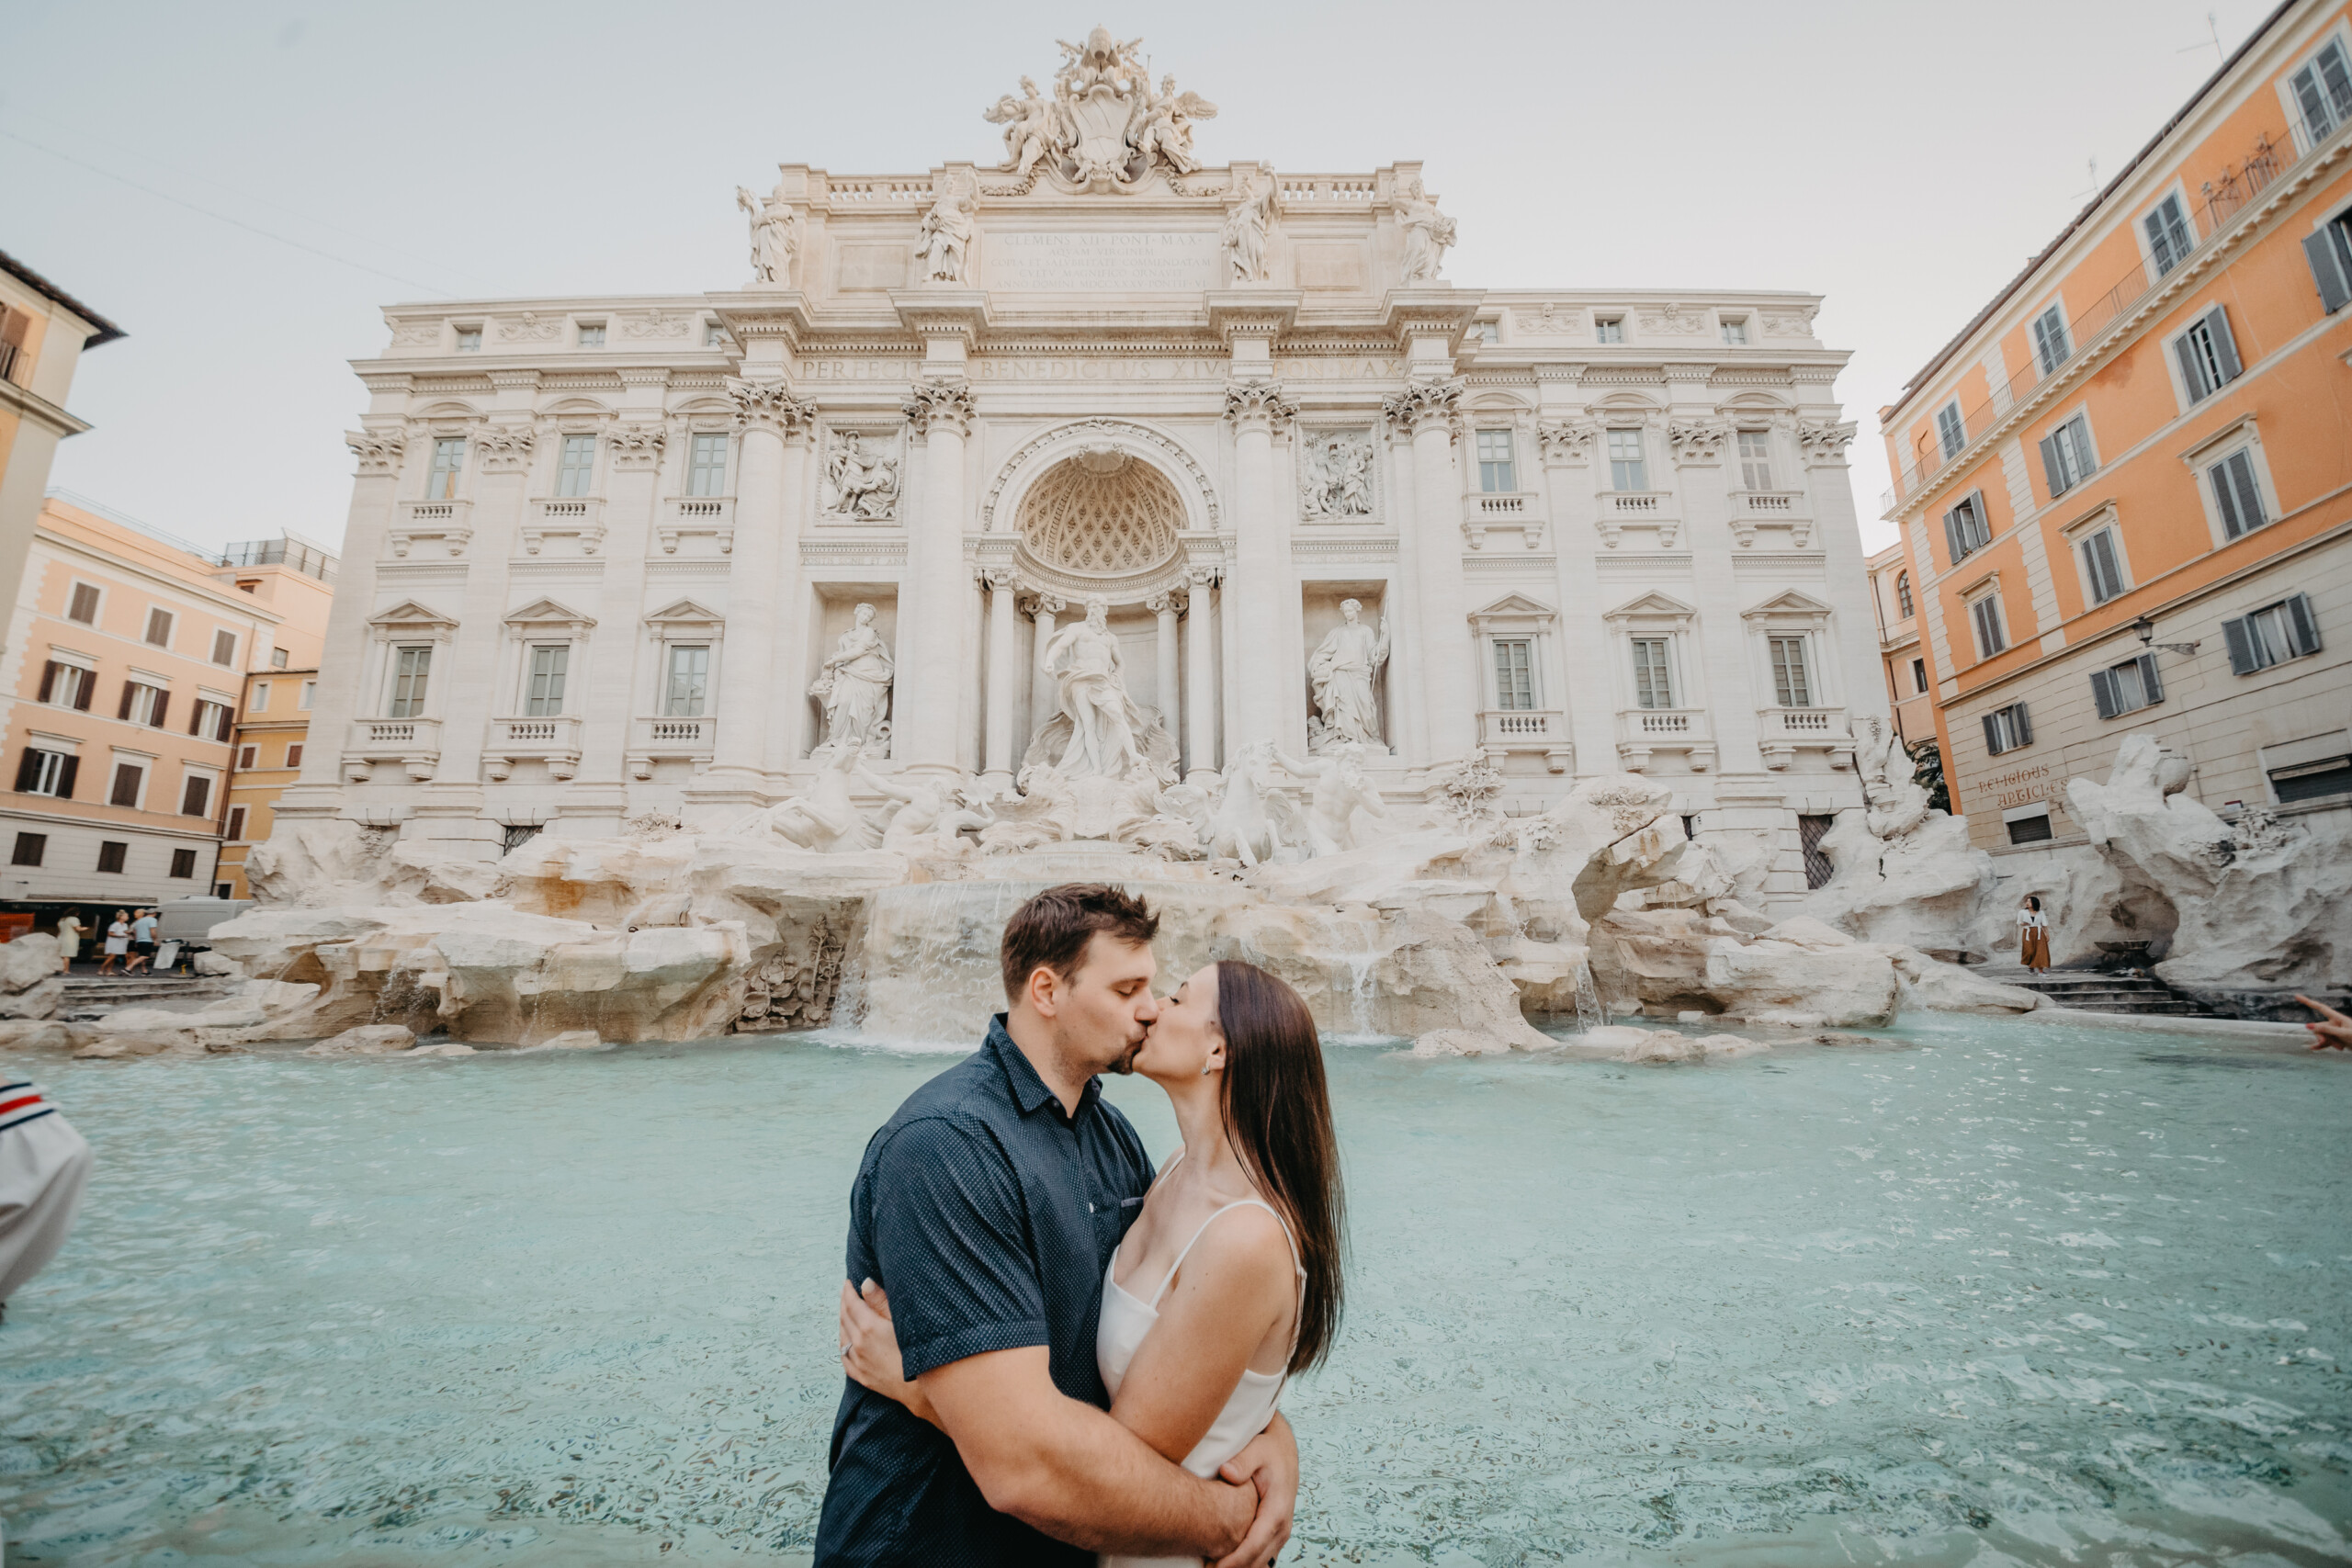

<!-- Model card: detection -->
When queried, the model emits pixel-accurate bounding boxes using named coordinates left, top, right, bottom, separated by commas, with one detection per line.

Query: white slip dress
left=1096, top=1163, right=1306, bottom=1568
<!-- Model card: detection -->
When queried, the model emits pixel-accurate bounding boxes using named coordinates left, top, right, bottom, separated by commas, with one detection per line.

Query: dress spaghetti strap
left=1148, top=1197, right=1307, bottom=1308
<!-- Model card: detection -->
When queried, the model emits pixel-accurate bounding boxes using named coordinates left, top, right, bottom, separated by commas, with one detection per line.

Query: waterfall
left=1573, top=957, right=1608, bottom=1033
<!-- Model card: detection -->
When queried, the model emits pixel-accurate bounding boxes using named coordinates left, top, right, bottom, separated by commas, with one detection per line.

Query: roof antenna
left=2178, top=10, right=2223, bottom=62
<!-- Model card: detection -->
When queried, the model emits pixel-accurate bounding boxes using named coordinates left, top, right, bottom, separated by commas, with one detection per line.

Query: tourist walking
left=52, top=913, right=82, bottom=975
left=820, top=884, right=1303, bottom=1568
left=96, top=912, right=130, bottom=976
left=0, top=1076, right=93, bottom=1323
left=2018, top=896, right=2052, bottom=973
left=124, top=908, right=158, bottom=976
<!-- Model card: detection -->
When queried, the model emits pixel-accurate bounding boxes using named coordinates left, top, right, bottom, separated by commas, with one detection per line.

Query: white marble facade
left=279, top=31, right=1886, bottom=899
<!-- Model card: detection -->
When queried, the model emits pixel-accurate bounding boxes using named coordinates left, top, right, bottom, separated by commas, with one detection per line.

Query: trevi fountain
left=6, top=27, right=2349, bottom=1568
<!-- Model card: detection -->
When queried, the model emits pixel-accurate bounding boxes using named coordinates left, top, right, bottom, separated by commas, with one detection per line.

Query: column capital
left=1796, top=418, right=1859, bottom=467
left=979, top=565, right=1018, bottom=592
left=345, top=428, right=407, bottom=476
left=726, top=377, right=817, bottom=439
left=1536, top=417, right=1597, bottom=465
left=903, top=378, right=976, bottom=440
left=1381, top=377, right=1464, bottom=438
left=1025, top=591, right=1067, bottom=618
left=1145, top=591, right=1183, bottom=615
left=1666, top=417, right=1732, bottom=468
left=1222, top=380, right=1297, bottom=434
left=1185, top=561, right=1223, bottom=588
left=606, top=422, right=667, bottom=470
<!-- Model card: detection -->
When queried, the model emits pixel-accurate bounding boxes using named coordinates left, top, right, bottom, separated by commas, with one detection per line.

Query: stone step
left=2005, top=971, right=2216, bottom=1018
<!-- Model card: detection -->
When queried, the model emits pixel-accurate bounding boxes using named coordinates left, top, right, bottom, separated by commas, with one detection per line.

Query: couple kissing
left=818, top=883, right=1344, bottom=1566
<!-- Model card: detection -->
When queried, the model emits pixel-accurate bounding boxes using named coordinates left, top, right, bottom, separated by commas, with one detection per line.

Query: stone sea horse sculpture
left=729, top=742, right=880, bottom=854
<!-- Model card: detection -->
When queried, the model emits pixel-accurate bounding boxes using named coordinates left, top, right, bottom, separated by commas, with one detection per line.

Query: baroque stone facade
left=276, top=32, right=1885, bottom=900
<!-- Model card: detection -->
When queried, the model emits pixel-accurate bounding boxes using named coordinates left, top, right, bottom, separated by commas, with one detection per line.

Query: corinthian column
left=1385, top=378, right=1476, bottom=760
left=1224, top=381, right=1296, bottom=752
left=1029, top=592, right=1064, bottom=760
left=1148, top=591, right=1182, bottom=748
left=897, top=378, right=974, bottom=781
left=981, top=569, right=1020, bottom=793
left=706, top=377, right=811, bottom=795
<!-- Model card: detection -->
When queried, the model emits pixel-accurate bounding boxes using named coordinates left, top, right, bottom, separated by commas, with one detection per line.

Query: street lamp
left=2131, top=614, right=2200, bottom=658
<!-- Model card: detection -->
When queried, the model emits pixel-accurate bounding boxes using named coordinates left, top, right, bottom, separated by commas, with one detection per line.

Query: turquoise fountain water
left=3, top=1015, right=2348, bottom=1565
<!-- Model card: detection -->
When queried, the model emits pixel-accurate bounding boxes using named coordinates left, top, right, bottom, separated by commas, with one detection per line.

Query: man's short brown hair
left=1000, top=883, right=1159, bottom=1003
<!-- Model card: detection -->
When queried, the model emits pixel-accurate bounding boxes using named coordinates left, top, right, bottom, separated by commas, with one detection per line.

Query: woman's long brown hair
left=1214, top=959, right=1346, bottom=1374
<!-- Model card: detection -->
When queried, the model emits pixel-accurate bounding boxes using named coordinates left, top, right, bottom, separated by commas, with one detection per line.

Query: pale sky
left=3, top=0, right=2279, bottom=558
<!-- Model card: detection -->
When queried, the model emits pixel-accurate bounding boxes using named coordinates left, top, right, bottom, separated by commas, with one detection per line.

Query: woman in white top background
left=842, top=959, right=1347, bottom=1567
left=2018, top=895, right=2052, bottom=973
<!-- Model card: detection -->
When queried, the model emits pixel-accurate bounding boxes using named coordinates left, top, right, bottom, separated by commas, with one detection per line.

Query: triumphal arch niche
left=298, top=24, right=1882, bottom=897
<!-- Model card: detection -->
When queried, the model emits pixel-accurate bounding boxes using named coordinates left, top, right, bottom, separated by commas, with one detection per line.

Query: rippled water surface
left=4, top=1016, right=2350, bottom=1565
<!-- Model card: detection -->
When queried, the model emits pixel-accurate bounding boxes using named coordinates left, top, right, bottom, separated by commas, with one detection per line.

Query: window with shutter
left=143, top=608, right=173, bottom=648
left=67, top=582, right=99, bottom=624
left=109, top=763, right=142, bottom=808
left=10, top=833, right=44, bottom=868
left=227, top=807, right=247, bottom=840
left=1970, top=595, right=2007, bottom=659
left=14, top=750, right=40, bottom=793
left=2031, top=306, right=2071, bottom=374
left=2225, top=596, right=2322, bottom=673
left=2081, top=527, right=2126, bottom=604
left=55, top=755, right=76, bottom=798
left=181, top=775, right=210, bottom=817
left=2290, top=39, right=2352, bottom=142
left=2210, top=450, right=2267, bottom=538
left=37, top=660, right=57, bottom=704
left=1935, top=402, right=1964, bottom=459
left=170, top=848, right=198, bottom=879
left=211, top=628, right=236, bottom=666
left=2175, top=310, right=2239, bottom=402
left=2090, top=667, right=2120, bottom=720
left=286, top=743, right=304, bottom=768
left=1942, top=495, right=1988, bottom=562
left=1911, top=657, right=1928, bottom=693
left=1983, top=713, right=2006, bottom=756
left=96, top=841, right=126, bottom=874
left=2270, top=756, right=2352, bottom=805
left=2144, top=194, right=2193, bottom=276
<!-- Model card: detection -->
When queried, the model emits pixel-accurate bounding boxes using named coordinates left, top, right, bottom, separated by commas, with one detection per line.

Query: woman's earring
left=1201, top=1059, right=1216, bottom=1076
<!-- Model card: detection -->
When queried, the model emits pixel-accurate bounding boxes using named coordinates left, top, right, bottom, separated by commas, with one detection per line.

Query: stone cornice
left=1204, top=290, right=1301, bottom=343
left=889, top=289, right=991, bottom=343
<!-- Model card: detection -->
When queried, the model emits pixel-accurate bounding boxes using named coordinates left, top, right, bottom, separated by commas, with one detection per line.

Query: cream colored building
left=1865, top=543, right=1936, bottom=750
left=0, top=251, right=124, bottom=658
left=273, top=32, right=1887, bottom=898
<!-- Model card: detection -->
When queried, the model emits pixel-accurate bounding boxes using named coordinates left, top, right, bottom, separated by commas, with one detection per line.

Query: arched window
left=1895, top=571, right=1914, bottom=617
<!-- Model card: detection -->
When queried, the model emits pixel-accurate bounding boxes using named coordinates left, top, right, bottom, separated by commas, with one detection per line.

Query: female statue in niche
left=811, top=603, right=894, bottom=751
left=1041, top=597, right=1149, bottom=781
left=1307, top=598, right=1389, bottom=751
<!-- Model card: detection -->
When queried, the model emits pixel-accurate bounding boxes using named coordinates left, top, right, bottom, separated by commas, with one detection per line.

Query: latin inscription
left=985, top=231, right=1221, bottom=292
left=799, top=355, right=1408, bottom=383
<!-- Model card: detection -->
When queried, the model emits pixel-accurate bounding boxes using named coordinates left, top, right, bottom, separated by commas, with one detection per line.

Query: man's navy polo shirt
left=815, top=1015, right=1155, bottom=1566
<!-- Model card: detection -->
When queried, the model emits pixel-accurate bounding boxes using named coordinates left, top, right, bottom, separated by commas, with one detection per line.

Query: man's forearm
left=950, top=1392, right=1246, bottom=1556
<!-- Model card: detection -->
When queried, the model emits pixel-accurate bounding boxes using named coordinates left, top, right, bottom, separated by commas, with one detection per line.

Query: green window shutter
left=2012, top=705, right=2032, bottom=746
left=1982, top=713, right=2004, bottom=756
left=2222, top=614, right=2257, bottom=675
left=2089, top=668, right=2119, bottom=720
left=2136, top=652, right=2164, bottom=706
left=2205, top=307, right=2242, bottom=382
left=2174, top=332, right=2211, bottom=401
left=2039, top=433, right=2067, bottom=498
left=2285, top=592, right=2322, bottom=657
left=2307, top=226, right=2352, bottom=314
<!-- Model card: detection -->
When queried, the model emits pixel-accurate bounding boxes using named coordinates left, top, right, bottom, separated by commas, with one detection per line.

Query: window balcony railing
left=1614, top=707, right=1713, bottom=773
left=389, top=499, right=473, bottom=558
left=524, top=497, right=606, bottom=556
left=1478, top=708, right=1572, bottom=772
left=1462, top=491, right=1545, bottom=549
left=1758, top=705, right=1854, bottom=771
left=660, top=496, right=735, bottom=554
left=487, top=716, right=582, bottom=781
left=628, top=715, right=717, bottom=778
left=343, top=717, right=441, bottom=783
left=1883, top=126, right=2301, bottom=513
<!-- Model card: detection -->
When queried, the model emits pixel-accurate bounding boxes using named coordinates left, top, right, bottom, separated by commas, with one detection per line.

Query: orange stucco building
left=213, top=536, right=337, bottom=900
left=0, top=496, right=292, bottom=909
left=1864, top=542, right=1935, bottom=752
left=1880, top=0, right=2352, bottom=874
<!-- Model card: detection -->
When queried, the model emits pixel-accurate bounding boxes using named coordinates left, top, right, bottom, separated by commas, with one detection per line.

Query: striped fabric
left=0, top=1079, right=57, bottom=1134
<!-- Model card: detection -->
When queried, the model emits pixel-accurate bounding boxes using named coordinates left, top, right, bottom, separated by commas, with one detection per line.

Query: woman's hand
left=838, top=1278, right=938, bottom=1427
left=2298, top=995, right=2352, bottom=1051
